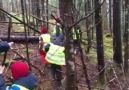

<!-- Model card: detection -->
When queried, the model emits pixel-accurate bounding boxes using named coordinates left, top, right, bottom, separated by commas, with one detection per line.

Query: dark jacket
left=0, top=72, right=38, bottom=90
left=0, top=41, right=10, bottom=53
left=51, top=34, right=64, bottom=46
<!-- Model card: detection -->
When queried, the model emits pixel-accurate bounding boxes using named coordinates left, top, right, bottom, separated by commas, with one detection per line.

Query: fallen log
left=0, top=35, right=39, bottom=43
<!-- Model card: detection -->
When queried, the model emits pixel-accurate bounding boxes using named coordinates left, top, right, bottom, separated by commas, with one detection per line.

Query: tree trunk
left=85, top=0, right=92, bottom=53
left=0, top=0, right=5, bottom=21
left=36, top=0, right=40, bottom=18
left=21, top=0, right=31, bottom=70
left=46, top=0, right=49, bottom=28
left=41, top=0, right=45, bottom=24
left=59, top=0, right=77, bottom=90
left=113, top=0, right=123, bottom=64
left=94, top=0, right=105, bottom=86
left=101, top=0, right=108, bottom=31
left=11, top=0, right=15, bottom=12
left=0, top=36, right=39, bottom=42
left=124, top=0, right=129, bottom=74
left=31, top=0, right=36, bottom=15
left=109, top=0, right=112, bottom=34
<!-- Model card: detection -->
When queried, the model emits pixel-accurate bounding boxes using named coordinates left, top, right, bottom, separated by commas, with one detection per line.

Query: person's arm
left=0, top=65, right=8, bottom=90
left=39, top=37, right=44, bottom=52
left=44, top=44, right=50, bottom=52
left=0, top=41, right=13, bottom=53
left=0, top=42, right=10, bottom=53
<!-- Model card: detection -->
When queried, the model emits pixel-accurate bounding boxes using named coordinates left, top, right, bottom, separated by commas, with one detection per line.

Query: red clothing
left=39, top=26, right=50, bottom=65
left=11, top=61, right=29, bottom=80
left=39, top=50, right=49, bottom=65
left=41, top=26, right=48, bottom=34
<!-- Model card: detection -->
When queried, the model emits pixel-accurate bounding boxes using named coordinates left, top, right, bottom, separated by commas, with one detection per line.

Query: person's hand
left=0, top=65, right=5, bottom=74
left=8, top=42, right=14, bottom=49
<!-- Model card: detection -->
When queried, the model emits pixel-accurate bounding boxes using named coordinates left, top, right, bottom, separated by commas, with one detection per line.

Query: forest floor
left=0, top=23, right=128, bottom=90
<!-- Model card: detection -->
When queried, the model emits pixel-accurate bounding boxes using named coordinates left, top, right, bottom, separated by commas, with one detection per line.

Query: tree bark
left=124, top=0, right=129, bottom=74
left=85, top=0, right=92, bottom=53
left=113, top=0, right=123, bottom=64
left=109, top=0, right=112, bottom=34
left=94, top=0, right=105, bottom=86
left=0, top=36, right=39, bottom=42
left=0, top=0, right=5, bottom=21
left=59, top=0, right=77, bottom=90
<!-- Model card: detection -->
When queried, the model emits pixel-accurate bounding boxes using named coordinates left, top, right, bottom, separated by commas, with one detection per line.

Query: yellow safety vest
left=6, top=84, right=29, bottom=90
left=40, top=34, right=51, bottom=43
left=40, top=34, right=51, bottom=51
left=72, top=28, right=81, bottom=40
left=46, top=43, right=65, bottom=65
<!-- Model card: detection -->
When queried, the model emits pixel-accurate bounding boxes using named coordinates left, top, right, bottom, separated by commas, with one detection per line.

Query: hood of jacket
left=51, top=34, right=64, bottom=46
left=14, top=72, right=38, bottom=89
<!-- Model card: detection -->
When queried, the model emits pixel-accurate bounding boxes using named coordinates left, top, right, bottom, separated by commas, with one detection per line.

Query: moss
left=88, top=34, right=113, bottom=65
left=4, top=59, right=14, bottom=67
left=103, top=34, right=113, bottom=59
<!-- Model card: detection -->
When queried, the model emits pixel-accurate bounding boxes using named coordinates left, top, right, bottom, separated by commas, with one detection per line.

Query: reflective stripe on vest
left=10, top=84, right=29, bottom=90
left=41, top=34, right=51, bottom=43
left=46, top=43, right=65, bottom=65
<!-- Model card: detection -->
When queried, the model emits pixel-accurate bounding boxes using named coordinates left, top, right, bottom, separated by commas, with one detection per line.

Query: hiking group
left=0, top=17, right=82, bottom=90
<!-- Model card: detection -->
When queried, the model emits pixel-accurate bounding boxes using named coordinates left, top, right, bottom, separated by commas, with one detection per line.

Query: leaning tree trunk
left=113, top=0, right=123, bottom=64
left=124, top=0, right=129, bottom=74
left=59, top=0, right=77, bottom=90
left=94, top=0, right=105, bottom=86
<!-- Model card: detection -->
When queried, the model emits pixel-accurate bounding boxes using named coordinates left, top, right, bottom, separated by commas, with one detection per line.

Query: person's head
left=11, top=61, right=29, bottom=80
left=41, top=26, right=48, bottom=34
left=74, top=24, right=81, bottom=30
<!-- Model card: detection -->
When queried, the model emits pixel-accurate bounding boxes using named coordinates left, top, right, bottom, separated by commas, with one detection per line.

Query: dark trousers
left=50, top=64, right=62, bottom=83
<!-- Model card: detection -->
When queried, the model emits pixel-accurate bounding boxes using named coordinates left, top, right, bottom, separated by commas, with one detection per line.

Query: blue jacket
left=0, top=72, right=38, bottom=90
left=0, top=41, right=10, bottom=53
left=51, top=34, right=64, bottom=46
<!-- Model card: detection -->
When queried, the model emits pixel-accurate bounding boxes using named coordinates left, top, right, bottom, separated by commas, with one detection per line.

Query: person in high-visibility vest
left=39, top=26, right=51, bottom=65
left=52, top=17, right=63, bottom=37
left=0, top=61, right=38, bottom=90
left=72, top=25, right=82, bottom=54
left=73, top=25, right=82, bottom=43
left=45, top=34, right=65, bottom=86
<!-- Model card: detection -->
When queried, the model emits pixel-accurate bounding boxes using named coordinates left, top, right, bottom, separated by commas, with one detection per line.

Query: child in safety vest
left=39, top=26, right=51, bottom=65
left=45, top=34, right=65, bottom=86
left=0, top=41, right=38, bottom=90
left=73, top=25, right=82, bottom=54
left=0, top=61, right=38, bottom=90
left=73, top=24, right=82, bottom=45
